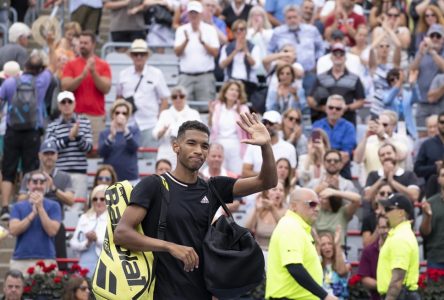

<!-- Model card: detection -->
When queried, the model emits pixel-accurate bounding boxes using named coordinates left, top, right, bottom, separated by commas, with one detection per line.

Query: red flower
left=348, top=274, right=362, bottom=286
left=71, top=264, right=81, bottom=272
left=48, top=263, right=57, bottom=271
left=53, top=276, right=62, bottom=284
left=36, top=260, right=46, bottom=268
left=42, top=266, right=52, bottom=273
left=23, top=286, right=32, bottom=293
left=80, top=268, right=89, bottom=277
left=27, top=267, right=35, bottom=275
left=418, top=272, right=427, bottom=289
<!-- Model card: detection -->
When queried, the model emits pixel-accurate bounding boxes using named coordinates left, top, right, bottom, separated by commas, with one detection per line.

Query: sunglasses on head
left=328, top=105, right=342, bottom=111
left=287, top=116, right=301, bottom=124
left=262, top=119, right=276, bottom=126
left=92, top=197, right=106, bottom=202
left=31, top=178, right=46, bottom=184
left=97, top=176, right=112, bottom=182
left=172, top=94, right=186, bottom=100
left=60, top=99, right=73, bottom=105
left=304, top=200, right=319, bottom=208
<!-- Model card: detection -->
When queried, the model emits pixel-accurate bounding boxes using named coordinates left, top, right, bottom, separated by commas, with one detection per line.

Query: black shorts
left=111, top=30, right=147, bottom=43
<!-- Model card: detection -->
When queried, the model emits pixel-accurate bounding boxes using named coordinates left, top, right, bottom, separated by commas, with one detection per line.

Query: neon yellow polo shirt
left=377, top=221, right=419, bottom=294
left=266, top=210, right=323, bottom=300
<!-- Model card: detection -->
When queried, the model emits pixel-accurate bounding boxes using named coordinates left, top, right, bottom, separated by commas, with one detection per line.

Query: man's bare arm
left=385, top=268, right=406, bottom=300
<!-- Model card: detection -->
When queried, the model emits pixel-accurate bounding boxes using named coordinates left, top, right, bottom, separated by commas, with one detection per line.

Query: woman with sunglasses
left=369, top=0, right=407, bottom=30
left=70, top=184, right=108, bottom=277
left=93, top=164, right=118, bottom=187
left=62, top=277, right=90, bottom=300
left=152, top=86, right=201, bottom=169
left=414, top=5, right=444, bottom=52
left=99, top=99, right=140, bottom=185
left=280, top=108, right=308, bottom=158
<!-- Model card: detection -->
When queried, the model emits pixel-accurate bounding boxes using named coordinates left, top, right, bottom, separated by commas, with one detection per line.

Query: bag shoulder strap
left=208, top=177, right=234, bottom=224
left=134, top=75, right=144, bottom=93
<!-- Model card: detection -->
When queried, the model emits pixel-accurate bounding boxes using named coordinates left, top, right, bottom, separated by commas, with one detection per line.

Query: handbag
left=124, top=75, right=143, bottom=114
left=202, top=178, right=265, bottom=298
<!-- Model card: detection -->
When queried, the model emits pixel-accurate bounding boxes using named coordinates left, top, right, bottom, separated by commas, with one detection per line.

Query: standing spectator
left=53, top=22, right=81, bottom=78
left=358, top=215, right=389, bottom=300
left=377, top=194, right=420, bottom=299
left=420, top=165, right=444, bottom=271
left=280, top=108, right=308, bottom=158
left=364, top=143, right=420, bottom=203
left=369, top=0, right=407, bottom=29
left=99, top=99, right=140, bottom=183
left=265, top=0, right=303, bottom=26
left=413, top=114, right=437, bottom=160
left=414, top=5, right=444, bottom=52
left=70, top=184, right=108, bottom=277
left=209, top=81, right=249, bottom=174
left=46, top=91, right=93, bottom=200
left=116, top=39, right=170, bottom=154
left=410, top=24, right=444, bottom=130
left=174, top=1, right=220, bottom=102
left=308, top=44, right=365, bottom=126
left=61, top=30, right=111, bottom=146
left=427, top=73, right=444, bottom=115
left=2, top=270, right=25, bottom=300
left=266, top=188, right=337, bottom=300
left=221, top=0, right=252, bottom=30
left=8, top=170, right=62, bottom=273
left=152, top=86, right=201, bottom=169
left=103, top=0, right=146, bottom=43
left=0, top=52, right=54, bottom=221
left=201, top=0, right=228, bottom=45
left=324, top=0, right=366, bottom=46
left=312, top=95, right=357, bottom=179
left=0, top=23, right=30, bottom=70
left=268, top=5, right=324, bottom=95
left=69, top=1, right=103, bottom=34
left=93, top=164, right=118, bottom=187
left=155, top=159, right=172, bottom=175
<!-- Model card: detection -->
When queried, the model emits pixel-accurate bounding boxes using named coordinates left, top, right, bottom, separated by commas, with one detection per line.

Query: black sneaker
left=0, top=206, right=9, bottom=221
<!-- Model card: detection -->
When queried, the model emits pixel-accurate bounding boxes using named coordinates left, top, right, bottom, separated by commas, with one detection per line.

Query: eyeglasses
left=287, top=116, right=301, bottom=124
left=130, top=52, right=148, bottom=57
left=430, top=33, right=442, bottom=39
left=425, top=13, right=436, bottom=18
left=97, top=176, right=112, bottom=182
left=304, top=200, right=319, bottom=208
left=387, top=13, right=399, bottom=18
left=325, top=158, right=341, bottom=164
left=438, top=120, right=444, bottom=125
left=236, top=27, right=246, bottom=32
left=262, top=120, right=276, bottom=126
left=328, top=106, right=342, bottom=111
left=31, top=178, right=47, bottom=184
left=172, top=94, right=186, bottom=100
left=78, top=285, right=89, bottom=291
left=379, top=191, right=392, bottom=197
left=384, top=206, right=398, bottom=213
left=379, top=44, right=390, bottom=48
left=388, top=76, right=398, bottom=83
left=114, top=111, right=128, bottom=116
left=332, top=51, right=345, bottom=57
left=92, top=197, right=106, bottom=202
left=60, top=99, right=73, bottom=105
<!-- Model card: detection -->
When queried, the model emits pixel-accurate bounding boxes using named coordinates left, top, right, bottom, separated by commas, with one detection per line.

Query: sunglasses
left=430, top=33, right=442, bottom=39
left=382, top=123, right=390, bottom=127
left=379, top=191, right=392, bottom=197
left=92, top=197, right=106, bottom=202
left=328, top=106, right=342, bottom=111
left=304, top=200, right=319, bottom=208
left=172, top=94, right=186, bottom=100
left=262, top=120, right=276, bottom=126
left=385, top=206, right=398, bottom=213
left=114, top=111, right=128, bottom=116
left=236, top=27, right=246, bottom=32
left=425, top=13, right=436, bottom=18
left=60, top=99, right=73, bottom=105
left=325, top=158, right=340, bottom=164
left=31, top=178, right=47, bottom=184
left=287, top=116, right=301, bottom=124
left=388, top=76, right=399, bottom=83
left=78, top=286, right=89, bottom=291
left=332, top=51, right=345, bottom=57
left=387, top=13, right=399, bottom=17
left=97, top=176, right=112, bottom=182
left=379, top=44, right=390, bottom=48
left=131, top=52, right=147, bottom=57
left=438, top=120, right=444, bottom=125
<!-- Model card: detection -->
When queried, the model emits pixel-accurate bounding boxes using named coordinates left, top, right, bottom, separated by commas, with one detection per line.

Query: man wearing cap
left=116, top=39, right=170, bottom=154
left=377, top=193, right=420, bottom=300
left=242, top=110, right=297, bottom=178
left=308, top=43, right=365, bottom=126
left=0, top=22, right=30, bottom=70
left=174, top=1, right=220, bottom=103
left=266, top=188, right=338, bottom=300
left=8, top=170, right=62, bottom=274
left=411, top=24, right=444, bottom=130
left=17, top=139, right=75, bottom=269
left=61, top=30, right=111, bottom=146
left=45, top=91, right=93, bottom=201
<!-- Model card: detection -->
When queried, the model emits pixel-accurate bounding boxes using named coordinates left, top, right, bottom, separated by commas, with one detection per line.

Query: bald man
left=266, top=188, right=337, bottom=300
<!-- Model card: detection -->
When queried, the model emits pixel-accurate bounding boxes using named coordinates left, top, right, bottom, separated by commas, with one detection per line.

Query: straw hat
left=31, top=15, right=62, bottom=46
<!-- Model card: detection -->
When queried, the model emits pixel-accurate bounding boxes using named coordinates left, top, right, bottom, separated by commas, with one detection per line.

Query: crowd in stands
left=0, top=0, right=444, bottom=299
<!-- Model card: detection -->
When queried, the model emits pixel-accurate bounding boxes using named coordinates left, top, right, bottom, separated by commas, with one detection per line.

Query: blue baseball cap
left=40, top=140, right=58, bottom=153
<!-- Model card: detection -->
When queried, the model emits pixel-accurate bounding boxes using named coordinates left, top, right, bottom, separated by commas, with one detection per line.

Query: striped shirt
left=45, top=114, right=93, bottom=173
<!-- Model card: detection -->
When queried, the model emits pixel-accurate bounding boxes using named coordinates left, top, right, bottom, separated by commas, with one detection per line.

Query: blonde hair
left=110, top=99, right=133, bottom=118
left=247, top=6, right=271, bottom=30
left=417, top=5, right=444, bottom=33
left=64, top=21, right=81, bottom=36
left=86, top=184, right=108, bottom=216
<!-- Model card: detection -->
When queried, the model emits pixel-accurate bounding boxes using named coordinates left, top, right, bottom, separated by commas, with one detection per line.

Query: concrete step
left=0, top=236, right=15, bottom=249
left=0, top=248, right=12, bottom=262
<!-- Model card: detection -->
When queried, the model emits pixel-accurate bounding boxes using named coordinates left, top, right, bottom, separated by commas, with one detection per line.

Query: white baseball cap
left=262, top=110, right=282, bottom=124
left=57, top=91, right=75, bottom=102
left=187, top=1, right=203, bottom=13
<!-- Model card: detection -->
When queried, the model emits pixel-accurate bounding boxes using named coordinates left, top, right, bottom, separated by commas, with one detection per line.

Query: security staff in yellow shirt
left=377, top=193, right=420, bottom=300
left=266, top=188, right=338, bottom=300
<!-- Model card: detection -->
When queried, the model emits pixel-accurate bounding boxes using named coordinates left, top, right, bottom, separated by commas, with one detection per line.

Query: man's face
left=326, top=99, right=345, bottom=123
left=426, top=117, right=438, bottom=136
left=262, top=119, right=279, bottom=137
left=39, top=151, right=58, bottom=170
left=438, top=168, right=444, bottom=188
left=188, top=11, right=201, bottom=24
left=438, top=116, right=444, bottom=136
left=174, top=130, right=209, bottom=172
left=130, top=51, right=149, bottom=70
left=285, top=10, right=300, bottom=30
left=331, top=50, right=346, bottom=67
left=379, top=145, right=397, bottom=165
left=58, top=98, right=76, bottom=117
left=27, top=173, right=47, bottom=194
left=324, top=152, right=342, bottom=175
left=302, top=1, right=314, bottom=21
left=207, top=147, right=224, bottom=171
left=379, top=115, right=394, bottom=136
left=3, top=276, right=23, bottom=300
left=429, top=32, right=444, bottom=50
left=294, top=190, right=320, bottom=225
left=377, top=217, right=389, bottom=241
left=342, top=0, right=354, bottom=10
left=79, top=35, right=94, bottom=57
left=203, top=0, right=216, bottom=15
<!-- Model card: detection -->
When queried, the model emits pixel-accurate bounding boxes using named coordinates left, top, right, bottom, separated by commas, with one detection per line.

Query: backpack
left=8, top=77, right=38, bottom=130
left=92, top=177, right=169, bottom=300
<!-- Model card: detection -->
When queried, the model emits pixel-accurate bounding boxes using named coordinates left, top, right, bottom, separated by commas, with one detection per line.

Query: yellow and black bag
left=92, top=176, right=169, bottom=300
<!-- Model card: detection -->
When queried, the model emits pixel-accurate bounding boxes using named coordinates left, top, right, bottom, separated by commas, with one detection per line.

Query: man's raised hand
left=237, top=113, right=271, bottom=146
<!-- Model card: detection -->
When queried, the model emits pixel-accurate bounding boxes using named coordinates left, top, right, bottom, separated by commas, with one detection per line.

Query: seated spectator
left=0, top=22, right=31, bottom=70
left=93, top=164, right=118, bottom=188
left=276, top=157, right=295, bottom=198
left=152, top=86, right=201, bottom=169
left=242, top=110, right=297, bottom=178
left=155, top=159, right=172, bottom=175
left=62, top=276, right=90, bottom=300
left=297, top=128, right=331, bottom=186
left=46, top=91, right=93, bottom=200
left=219, top=20, right=260, bottom=99
left=361, top=183, right=393, bottom=247
left=99, top=100, right=140, bottom=184
left=209, top=80, right=249, bottom=174
left=9, top=171, right=62, bottom=273
left=382, top=69, right=419, bottom=140
left=312, top=94, right=357, bottom=179
left=221, top=0, right=252, bottom=30
left=316, top=230, right=351, bottom=299
left=300, top=0, right=322, bottom=33
left=280, top=108, right=308, bottom=159
left=266, top=64, right=306, bottom=114
left=358, top=215, right=389, bottom=300
left=2, top=269, right=24, bottom=300
left=70, top=184, right=108, bottom=277
left=364, top=143, right=420, bottom=203
left=200, top=143, right=238, bottom=179
left=414, top=5, right=444, bottom=52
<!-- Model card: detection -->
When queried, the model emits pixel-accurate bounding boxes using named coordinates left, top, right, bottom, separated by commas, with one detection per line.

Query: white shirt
left=217, top=105, right=238, bottom=140
left=320, top=1, right=364, bottom=17
left=116, top=65, right=170, bottom=130
left=218, top=44, right=261, bottom=83
left=316, top=52, right=365, bottom=79
left=243, top=138, right=297, bottom=173
left=175, top=22, right=220, bottom=73
left=69, top=211, right=108, bottom=257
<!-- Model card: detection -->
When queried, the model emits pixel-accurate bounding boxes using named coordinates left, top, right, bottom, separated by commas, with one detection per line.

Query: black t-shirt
left=129, top=172, right=237, bottom=300
left=222, top=4, right=252, bottom=29
left=365, top=169, right=419, bottom=189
